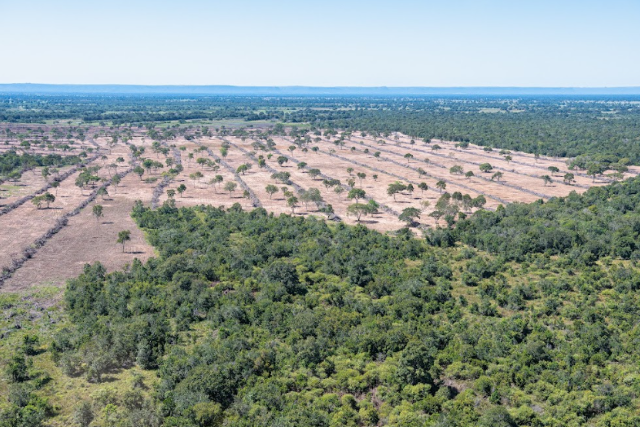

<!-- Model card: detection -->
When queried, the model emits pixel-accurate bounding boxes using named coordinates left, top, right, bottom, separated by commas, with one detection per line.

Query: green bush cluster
left=43, top=200, right=640, bottom=426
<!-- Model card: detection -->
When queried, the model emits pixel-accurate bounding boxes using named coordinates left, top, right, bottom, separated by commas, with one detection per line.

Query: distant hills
left=1, top=84, right=640, bottom=96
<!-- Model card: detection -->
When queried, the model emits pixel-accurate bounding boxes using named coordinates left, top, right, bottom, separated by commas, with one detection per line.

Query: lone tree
left=177, top=184, right=187, bottom=197
left=356, top=172, right=366, bottom=186
left=224, top=181, right=238, bottom=196
left=210, top=175, right=223, bottom=192
left=308, top=169, right=321, bottom=180
left=465, top=171, right=475, bottom=179
left=92, top=204, right=103, bottom=224
left=32, top=192, right=55, bottom=209
left=418, top=182, right=428, bottom=195
left=404, top=153, right=414, bottom=163
left=48, top=192, right=57, bottom=208
left=134, top=166, right=145, bottom=180
left=265, top=184, right=279, bottom=199
left=449, top=165, right=464, bottom=175
left=51, top=180, right=60, bottom=196
left=111, top=174, right=121, bottom=192
left=190, top=171, right=203, bottom=188
left=387, top=181, right=407, bottom=201
left=348, top=188, right=366, bottom=202
left=277, top=156, right=288, bottom=166
left=548, top=166, right=560, bottom=175
left=399, top=207, right=421, bottom=227
left=542, top=175, right=553, bottom=186
left=436, top=180, right=446, bottom=192
left=479, top=163, right=493, bottom=173
left=491, top=171, right=504, bottom=182
left=166, top=189, right=176, bottom=199
left=117, top=230, right=131, bottom=253
left=32, top=195, right=44, bottom=209
left=347, top=203, right=372, bottom=222
left=563, top=173, right=575, bottom=185
left=287, top=196, right=298, bottom=213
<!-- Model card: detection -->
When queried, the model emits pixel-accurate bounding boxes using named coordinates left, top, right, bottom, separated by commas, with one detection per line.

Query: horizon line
left=2, top=83, right=640, bottom=96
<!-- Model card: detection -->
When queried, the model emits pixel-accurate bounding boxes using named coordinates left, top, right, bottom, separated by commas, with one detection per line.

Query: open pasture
left=1, top=125, right=634, bottom=292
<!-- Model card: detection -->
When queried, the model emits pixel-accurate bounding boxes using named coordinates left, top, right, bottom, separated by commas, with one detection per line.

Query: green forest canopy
left=2, top=95, right=640, bottom=163
left=5, top=187, right=640, bottom=425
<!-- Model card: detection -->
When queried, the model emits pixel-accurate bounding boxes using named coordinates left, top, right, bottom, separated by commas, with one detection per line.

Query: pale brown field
left=1, top=127, right=634, bottom=293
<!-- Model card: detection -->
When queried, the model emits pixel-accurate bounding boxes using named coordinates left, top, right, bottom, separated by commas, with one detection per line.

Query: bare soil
left=2, top=128, right=631, bottom=293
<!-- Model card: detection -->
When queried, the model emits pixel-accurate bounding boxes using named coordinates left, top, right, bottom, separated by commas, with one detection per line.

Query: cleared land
left=1, top=127, right=635, bottom=292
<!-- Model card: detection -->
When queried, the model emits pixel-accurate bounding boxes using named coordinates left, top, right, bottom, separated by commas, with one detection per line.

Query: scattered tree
left=356, top=172, right=366, bottom=186
left=92, top=204, right=104, bottom=223
left=287, top=196, right=298, bottom=213
left=117, top=230, right=131, bottom=252
left=348, top=188, right=366, bottom=202
left=449, top=165, right=464, bottom=175
left=308, top=169, right=321, bottom=180
left=399, top=207, right=421, bottom=226
left=418, top=182, right=428, bottom=194
left=387, top=181, right=407, bottom=201
left=177, top=184, right=187, bottom=197
left=563, top=173, right=575, bottom=185
left=224, top=181, right=238, bottom=196
left=266, top=184, right=279, bottom=199
left=479, top=163, right=493, bottom=173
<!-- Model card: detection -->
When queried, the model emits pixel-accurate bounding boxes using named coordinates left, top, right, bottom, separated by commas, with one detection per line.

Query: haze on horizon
left=1, top=0, right=639, bottom=87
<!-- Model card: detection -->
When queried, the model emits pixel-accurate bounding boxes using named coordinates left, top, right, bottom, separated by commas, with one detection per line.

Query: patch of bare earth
left=3, top=129, right=635, bottom=293
left=1, top=141, right=153, bottom=292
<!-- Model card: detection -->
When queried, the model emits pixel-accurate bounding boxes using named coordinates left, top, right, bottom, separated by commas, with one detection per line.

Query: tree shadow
left=97, top=375, right=120, bottom=383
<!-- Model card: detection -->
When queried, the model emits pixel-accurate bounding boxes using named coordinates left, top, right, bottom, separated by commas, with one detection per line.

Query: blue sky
left=1, top=0, right=639, bottom=86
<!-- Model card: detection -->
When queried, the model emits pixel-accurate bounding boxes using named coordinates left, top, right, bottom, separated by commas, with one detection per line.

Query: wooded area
left=2, top=95, right=640, bottom=426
